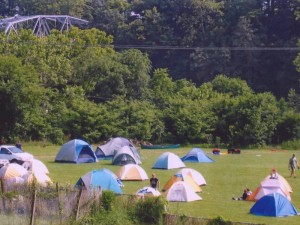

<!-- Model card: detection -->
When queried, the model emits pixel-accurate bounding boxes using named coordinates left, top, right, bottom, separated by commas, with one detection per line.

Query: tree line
left=0, top=28, right=300, bottom=147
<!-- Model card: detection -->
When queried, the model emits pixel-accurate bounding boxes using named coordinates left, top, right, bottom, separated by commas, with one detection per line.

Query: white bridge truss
left=0, top=15, right=88, bottom=37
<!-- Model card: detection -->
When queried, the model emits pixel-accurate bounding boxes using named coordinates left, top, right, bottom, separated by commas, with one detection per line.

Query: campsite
left=1, top=143, right=299, bottom=225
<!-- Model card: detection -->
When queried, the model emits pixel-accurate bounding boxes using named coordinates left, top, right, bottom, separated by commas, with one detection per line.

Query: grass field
left=23, top=143, right=300, bottom=225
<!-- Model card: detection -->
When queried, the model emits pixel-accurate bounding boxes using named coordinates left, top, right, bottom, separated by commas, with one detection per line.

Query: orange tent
left=163, top=173, right=202, bottom=193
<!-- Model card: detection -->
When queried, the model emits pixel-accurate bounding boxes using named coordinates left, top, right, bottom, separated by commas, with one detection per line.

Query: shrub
left=133, top=196, right=167, bottom=225
left=101, top=190, right=116, bottom=211
left=207, top=216, right=232, bottom=225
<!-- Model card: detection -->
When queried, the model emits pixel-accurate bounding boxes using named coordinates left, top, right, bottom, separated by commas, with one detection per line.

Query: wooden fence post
left=56, top=183, right=63, bottom=224
left=30, top=189, right=37, bottom=225
left=75, top=188, right=83, bottom=221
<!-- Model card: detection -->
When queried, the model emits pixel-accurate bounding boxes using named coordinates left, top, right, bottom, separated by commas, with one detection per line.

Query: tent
left=181, top=148, right=214, bottom=163
left=165, top=181, right=202, bottom=202
left=152, top=152, right=186, bottom=170
left=116, top=164, right=148, bottom=180
left=0, top=163, right=28, bottom=179
left=95, top=137, right=134, bottom=159
left=263, top=173, right=292, bottom=193
left=177, top=168, right=207, bottom=186
left=163, top=173, right=202, bottom=192
left=112, top=146, right=141, bottom=166
left=247, top=178, right=291, bottom=201
left=250, top=193, right=298, bottom=217
left=23, top=172, right=52, bottom=187
left=75, top=169, right=123, bottom=194
left=55, top=139, right=97, bottom=163
left=23, top=159, right=49, bottom=174
left=136, top=187, right=161, bottom=197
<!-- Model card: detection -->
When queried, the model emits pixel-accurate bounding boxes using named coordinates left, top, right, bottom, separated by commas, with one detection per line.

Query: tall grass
left=23, top=143, right=300, bottom=225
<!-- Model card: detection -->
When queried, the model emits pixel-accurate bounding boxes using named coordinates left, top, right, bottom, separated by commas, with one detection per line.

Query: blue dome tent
left=250, top=193, right=298, bottom=217
left=152, top=152, right=186, bottom=170
left=181, top=148, right=214, bottom=163
left=55, top=139, right=97, bottom=163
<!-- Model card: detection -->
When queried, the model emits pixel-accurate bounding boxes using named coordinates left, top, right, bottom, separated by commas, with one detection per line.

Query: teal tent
left=55, top=139, right=97, bottom=163
left=75, top=169, right=123, bottom=194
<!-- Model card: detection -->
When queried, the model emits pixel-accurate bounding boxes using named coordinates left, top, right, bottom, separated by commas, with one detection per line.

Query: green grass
left=23, top=143, right=300, bottom=225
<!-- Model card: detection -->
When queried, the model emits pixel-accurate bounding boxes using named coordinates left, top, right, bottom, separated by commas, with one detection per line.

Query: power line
left=113, top=45, right=300, bottom=51
left=1, top=39, right=300, bottom=51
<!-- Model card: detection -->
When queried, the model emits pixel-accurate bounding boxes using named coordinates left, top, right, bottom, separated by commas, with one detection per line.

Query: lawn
left=24, top=143, right=300, bottom=225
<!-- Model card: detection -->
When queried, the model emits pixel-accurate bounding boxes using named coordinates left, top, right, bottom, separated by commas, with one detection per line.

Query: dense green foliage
left=0, top=0, right=300, bottom=97
left=0, top=1, right=300, bottom=147
left=0, top=28, right=299, bottom=147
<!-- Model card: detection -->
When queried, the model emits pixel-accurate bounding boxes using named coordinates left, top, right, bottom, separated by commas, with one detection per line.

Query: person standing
left=289, top=154, right=299, bottom=178
left=150, top=173, right=160, bottom=190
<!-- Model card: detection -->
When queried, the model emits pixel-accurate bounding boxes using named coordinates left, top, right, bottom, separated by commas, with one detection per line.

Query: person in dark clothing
left=232, top=189, right=248, bottom=201
left=150, top=173, right=160, bottom=190
left=15, top=142, right=22, bottom=150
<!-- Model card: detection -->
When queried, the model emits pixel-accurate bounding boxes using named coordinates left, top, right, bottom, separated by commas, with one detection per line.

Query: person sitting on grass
left=232, top=189, right=248, bottom=201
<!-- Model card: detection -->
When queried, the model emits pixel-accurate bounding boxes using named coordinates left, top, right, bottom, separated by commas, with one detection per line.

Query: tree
left=0, top=55, right=45, bottom=141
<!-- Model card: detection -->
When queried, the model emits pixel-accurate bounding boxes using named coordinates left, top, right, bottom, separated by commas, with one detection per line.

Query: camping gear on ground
left=181, top=148, right=214, bottom=163
left=55, top=139, right=97, bottom=163
left=247, top=178, right=291, bottom=201
left=152, top=152, right=186, bottom=170
left=0, top=163, right=28, bottom=179
left=227, top=148, right=241, bottom=154
left=250, top=193, right=298, bottom=217
left=136, top=187, right=161, bottom=197
left=165, top=181, right=202, bottom=202
left=75, top=168, right=123, bottom=194
left=112, top=145, right=141, bottom=165
left=212, top=148, right=221, bottom=155
left=163, top=173, right=202, bottom=192
left=95, top=137, right=134, bottom=159
left=177, top=168, right=207, bottom=186
left=140, top=144, right=180, bottom=149
left=116, top=164, right=148, bottom=180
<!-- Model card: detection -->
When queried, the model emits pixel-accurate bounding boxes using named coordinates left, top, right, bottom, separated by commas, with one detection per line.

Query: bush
left=101, top=190, right=116, bottom=211
left=207, top=216, right=232, bottom=225
left=281, top=139, right=300, bottom=150
left=133, top=196, right=167, bottom=225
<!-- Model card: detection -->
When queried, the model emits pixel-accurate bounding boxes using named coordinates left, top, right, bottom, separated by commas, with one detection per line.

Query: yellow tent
left=0, top=163, right=28, bottom=179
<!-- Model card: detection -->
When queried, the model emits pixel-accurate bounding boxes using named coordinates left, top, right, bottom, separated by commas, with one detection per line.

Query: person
left=246, top=188, right=252, bottom=196
left=289, top=154, right=299, bottom=178
left=232, top=189, right=248, bottom=201
left=269, top=168, right=278, bottom=179
left=15, top=142, right=22, bottom=150
left=150, top=173, right=159, bottom=190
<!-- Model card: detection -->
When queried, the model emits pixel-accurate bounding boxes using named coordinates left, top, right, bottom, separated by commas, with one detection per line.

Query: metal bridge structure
left=0, top=15, right=89, bottom=37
